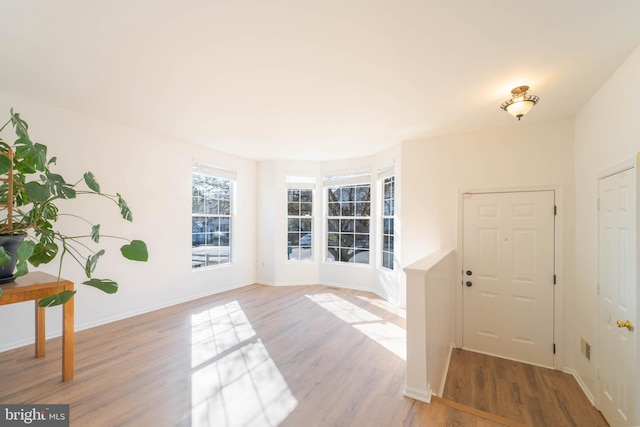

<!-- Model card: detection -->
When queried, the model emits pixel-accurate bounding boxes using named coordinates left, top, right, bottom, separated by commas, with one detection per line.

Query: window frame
left=287, top=187, right=314, bottom=262
left=381, top=175, right=395, bottom=270
left=191, top=169, right=234, bottom=270
left=325, top=181, right=371, bottom=265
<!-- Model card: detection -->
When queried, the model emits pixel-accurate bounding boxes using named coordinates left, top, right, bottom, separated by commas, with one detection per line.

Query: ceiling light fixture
left=500, top=85, right=539, bottom=120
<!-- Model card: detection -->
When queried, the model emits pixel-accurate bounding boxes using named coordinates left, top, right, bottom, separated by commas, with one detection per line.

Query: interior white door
left=597, top=167, right=637, bottom=427
left=462, top=191, right=555, bottom=367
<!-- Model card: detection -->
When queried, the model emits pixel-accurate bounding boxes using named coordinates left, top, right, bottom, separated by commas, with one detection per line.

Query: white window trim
left=286, top=174, right=316, bottom=190
left=324, top=169, right=371, bottom=186
left=377, top=165, right=394, bottom=180
left=325, top=179, right=372, bottom=265
left=191, top=166, right=235, bottom=270
left=287, top=187, right=314, bottom=262
left=193, top=163, right=237, bottom=181
left=381, top=175, right=395, bottom=270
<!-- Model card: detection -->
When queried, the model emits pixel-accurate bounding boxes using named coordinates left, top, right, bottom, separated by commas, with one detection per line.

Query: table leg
left=35, top=301, right=45, bottom=358
left=62, top=292, right=75, bottom=381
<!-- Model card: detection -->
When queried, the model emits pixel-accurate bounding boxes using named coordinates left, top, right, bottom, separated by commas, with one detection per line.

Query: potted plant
left=0, top=109, right=148, bottom=306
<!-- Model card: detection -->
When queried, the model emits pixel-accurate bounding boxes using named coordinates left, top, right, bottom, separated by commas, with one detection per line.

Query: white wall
left=573, top=43, right=640, bottom=399
left=0, top=92, right=257, bottom=351
left=401, top=117, right=575, bottom=367
left=256, top=160, right=279, bottom=285
left=404, top=249, right=456, bottom=403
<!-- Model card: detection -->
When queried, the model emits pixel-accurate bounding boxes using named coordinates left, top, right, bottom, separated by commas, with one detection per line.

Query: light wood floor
left=0, top=284, right=606, bottom=426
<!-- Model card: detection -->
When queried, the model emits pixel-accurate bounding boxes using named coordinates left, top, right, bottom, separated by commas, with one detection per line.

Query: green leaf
left=120, top=240, right=148, bottom=261
left=91, top=224, right=100, bottom=243
left=24, top=181, right=50, bottom=202
left=14, top=142, right=47, bottom=173
left=29, top=241, right=58, bottom=266
left=84, top=172, right=100, bottom=193
left=32, top=143, right=48, bottom=171
left=15, top=258, right=29, bottom=277
left=13, top=158, right=36, bottom=174
left=17, top=240, right=35, bottom=261
left=0, top=247, right=11, bottom=267
left=43, top=173, right=76, bottom=199
left=84, top=249, right=105, bottom=278
left=38, top=290, right=76, bottom=307
left=59, top=185, right=76, bottom=199
left=0, top=155, right=12, bottom=175
left=10, top=109, right=30, bottom=140
left=117, top=193, right=133, bottom=221
left=42, top=203, right=59, bottom=221
left=83, top=278, right=118, bottom=294
left=45, top=172, right=64, bottom=183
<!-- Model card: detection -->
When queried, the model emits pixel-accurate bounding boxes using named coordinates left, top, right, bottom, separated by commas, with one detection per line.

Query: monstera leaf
left=120, top=240, right=148, bottom=262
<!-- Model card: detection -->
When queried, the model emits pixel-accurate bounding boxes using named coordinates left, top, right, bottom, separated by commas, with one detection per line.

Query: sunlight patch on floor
left=191, top=301, right=298, bottom=426
left=306, top=293, right=406, bottom=360
left=356, top=294, right=406, bottom=319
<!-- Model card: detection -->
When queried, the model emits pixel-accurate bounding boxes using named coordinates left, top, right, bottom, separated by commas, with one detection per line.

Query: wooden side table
left=0, top=271, right=75, bottom=381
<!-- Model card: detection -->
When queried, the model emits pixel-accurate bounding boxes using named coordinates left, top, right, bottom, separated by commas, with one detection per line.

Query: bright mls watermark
left=0, top=405, right=69, bottom=426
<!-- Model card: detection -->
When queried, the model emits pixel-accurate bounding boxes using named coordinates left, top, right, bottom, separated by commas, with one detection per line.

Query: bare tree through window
left=192, top=173, right=232, bottom=268
left=287, top=188, right=313, bottom=261
left=327, top=184, right=370, bottom=264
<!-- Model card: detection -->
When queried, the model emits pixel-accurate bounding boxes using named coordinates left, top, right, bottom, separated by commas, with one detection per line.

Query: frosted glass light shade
left=500, top=85, right=539, bottom=121
left=505, top=100, right=535, bottom=119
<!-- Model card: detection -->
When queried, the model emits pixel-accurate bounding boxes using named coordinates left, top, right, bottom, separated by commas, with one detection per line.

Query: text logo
left=0, top=405, right=69, bottom=426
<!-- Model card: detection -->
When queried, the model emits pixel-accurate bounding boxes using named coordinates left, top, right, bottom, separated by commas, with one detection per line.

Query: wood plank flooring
left=0, top=284, right=607, bottom=426
left=442, top=348, right=609, bottom=427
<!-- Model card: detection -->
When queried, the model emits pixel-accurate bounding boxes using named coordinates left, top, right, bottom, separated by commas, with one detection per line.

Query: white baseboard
left=437, top=344, right=456, bottom=397
left=563, top=367, right=595, bottom=405
left=257, top=280, right=324, bottom=287
left=403, top=386, right=433, bottom=404
left=256, top=280, right=405, bottom=307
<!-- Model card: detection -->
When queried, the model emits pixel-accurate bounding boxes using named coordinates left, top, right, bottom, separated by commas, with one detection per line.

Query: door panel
left=597, top=168, right=637, bottom=427
left=463, top=191, right=555, bottom=367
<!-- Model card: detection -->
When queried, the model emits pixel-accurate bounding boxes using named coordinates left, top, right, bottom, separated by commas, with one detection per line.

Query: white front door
left=462, top=191, right=555, bottom=367
left=597, top=167, right=637, bottom=427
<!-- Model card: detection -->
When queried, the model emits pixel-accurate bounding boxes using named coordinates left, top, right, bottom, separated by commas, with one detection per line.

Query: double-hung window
left=192, top=165, right=234, bottom=269
left=382, top=176, right=395, bottom=269
left=326, top=173, right=371, bottom=264
left=287, top=175, right=315, bottom=261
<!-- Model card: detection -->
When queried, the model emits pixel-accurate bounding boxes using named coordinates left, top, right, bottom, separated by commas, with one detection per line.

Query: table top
left=0, top=271, right=73, bottom=294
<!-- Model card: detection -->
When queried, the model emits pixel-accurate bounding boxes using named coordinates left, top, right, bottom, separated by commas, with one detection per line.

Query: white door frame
left=456, top=185, right=565, bottom=371
left=595, top=156, right=638, bottom=424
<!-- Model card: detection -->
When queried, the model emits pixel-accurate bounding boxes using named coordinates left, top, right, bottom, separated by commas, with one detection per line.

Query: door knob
left=466, top=270, right=472, bottom=276
left=616, top=320, right=634, bottom=331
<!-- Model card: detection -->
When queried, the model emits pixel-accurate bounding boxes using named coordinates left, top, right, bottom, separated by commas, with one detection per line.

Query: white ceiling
left=2, top=1, right=640, bottom=161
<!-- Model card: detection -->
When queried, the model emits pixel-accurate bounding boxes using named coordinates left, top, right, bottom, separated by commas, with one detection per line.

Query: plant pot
left=0, top=234, right=26, bottom=283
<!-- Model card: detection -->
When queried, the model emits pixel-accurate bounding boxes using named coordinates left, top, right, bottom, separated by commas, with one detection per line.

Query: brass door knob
left=616, top=320, right=634, bottom=331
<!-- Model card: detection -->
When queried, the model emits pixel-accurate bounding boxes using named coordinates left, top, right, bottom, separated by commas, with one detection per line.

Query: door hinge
left=553, top=274, right=557, bottom=285
left=553, top=343, right=556, bottom=354
left=554, top=205, right=557, bottom=215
